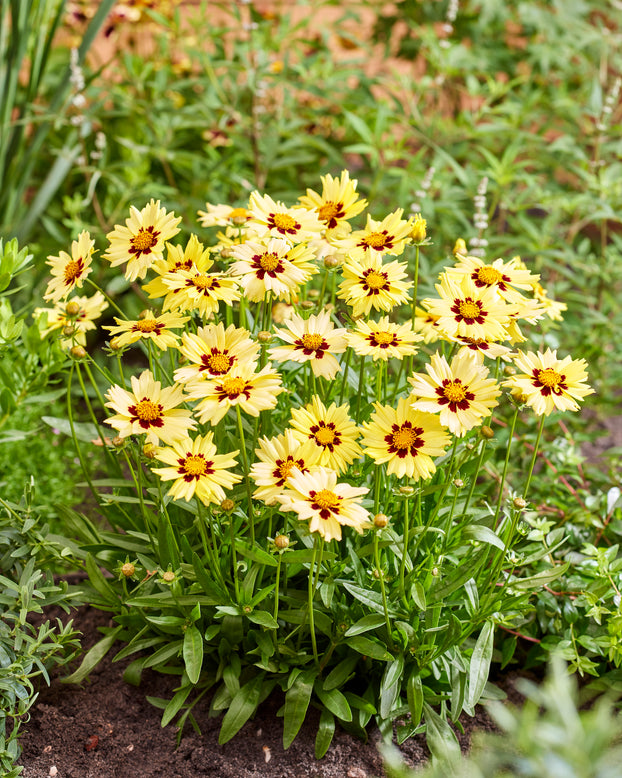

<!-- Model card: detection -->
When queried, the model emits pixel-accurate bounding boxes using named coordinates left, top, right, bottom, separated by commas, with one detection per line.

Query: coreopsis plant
left=40, top=173, right=594, bottom=756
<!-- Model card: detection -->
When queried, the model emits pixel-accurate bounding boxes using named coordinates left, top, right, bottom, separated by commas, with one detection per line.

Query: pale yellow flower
left=269, top=310, right=347, bottom=379
left=103, top=311, right=189, bottom=350
left=43, top=230, right=95, bottom=303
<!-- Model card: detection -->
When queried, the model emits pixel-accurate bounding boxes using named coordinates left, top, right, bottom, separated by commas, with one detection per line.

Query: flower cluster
left=38, top=172, right=594, bottom=543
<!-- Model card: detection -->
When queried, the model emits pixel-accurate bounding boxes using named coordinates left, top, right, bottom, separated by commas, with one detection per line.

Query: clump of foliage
left=382, top=657, right=622, bottom=778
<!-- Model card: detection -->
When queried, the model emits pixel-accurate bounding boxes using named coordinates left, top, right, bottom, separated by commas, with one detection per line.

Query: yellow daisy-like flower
left=297, top=170, right=368, bottom=236
left=447, top=255, right=540, bottom=304
left=248, top=191, right=324, bottom=242
left=197, top=203, right=252, bottom=228
left=409, top=351, right=501, bottom=437
left=174, top=323, right=259, bottom=385
left=338, top=253, right=412, bottom=318
left=289, top=395, right=362, bottom=474
left=142, top=235, right=212, bottom=303
left=151, top=432, right=241, bottom=505
left=103, top=311, right=189, bottom=350
left=104, top=199, right=182, bottom=282
left=160, top=254, right=241, bottom=318
left=43, top=230, right=95, bottom=303
left=421, top=273, right=512, bottom=342
left=333, top=209, right=413, bottom=259
left=35, top=292, right=108, bottom=349
left=532, top=281, right=567, bottom=322
left=188, top=363, right=283, bottom=426
left=276, top=466, right=370, bottom=543
left=229, top=238, right=318, bottom=303
left=345, top=316, right=422, bottom=361
left=360, top=397, right=451, bottom=479
left=104, top=370, right=196, bottom=445
left=269, top=310, right=347, bottom=379
left=503, top=349, right=594, bottom=416
left=249, top=430, right=319, bottom=506
left=453, top=336, right=513, bottom=362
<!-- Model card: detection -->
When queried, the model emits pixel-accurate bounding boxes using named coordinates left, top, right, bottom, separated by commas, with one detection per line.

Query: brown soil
left=18, top=606, right=501, bottom=778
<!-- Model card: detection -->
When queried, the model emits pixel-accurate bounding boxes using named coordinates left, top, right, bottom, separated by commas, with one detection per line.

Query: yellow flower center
left=272, top=213, right=297, bottom=231
left=373, top=331, right=395, bottom=345
left=443, top=381, right=467, bottom=403
left=134, top=399, right=162, bottom=422
left=277, top=459, right=297, bottom=480
left=135, top=319, right=158, bottom=332
left=64, top=259, right=82, bottom=284
left=392, top=427, right=418, bottom=450
left=301, top=333, right=324, bottom=350
left=313, top=488, right=339, bottom=511
left=229, top=207, right=248, bottom=220
left=458, top=300, right=481, bottom=319
left=193, top=275, right=216, bottom=290
left=132, top=228, right=158, bottom=252
left=315, top=427, right=336, bottom=446
left=183, top=454, right=207, bottom=477
left=476, top=266, right=503, bottom=285
left=207, top=353, right=231, bottom=373
left=537, top=368, right=562, bottom=388
left=259, top=252, right=280, bottom=271
left=318, top=201, right=341, bottom=223
left=363, top=231, right=388, bottom=249
left=222, top=376, right=247, bottom=396
left=365, top=271, right=388, bottom=290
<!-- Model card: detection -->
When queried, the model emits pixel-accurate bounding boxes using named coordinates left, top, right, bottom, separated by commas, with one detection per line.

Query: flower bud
left=112, top=435, right=125, bottom=448
left=452, top=478, right=464, bottom=488
left=138, top=309, right=150, bottom=320
left=70, top=345, right=86, bottom=359
left=399, top=485, right=415, bottom=496
left=109, top=337, right=122, bottom=351
left=65, top=301, right=81, bottom=317
left=323, top=255, right=341, bottom=269
left=307, top=288, right=320, bottom=299
left=220, top=247, right=234, bottom=259
left=62, top=324, right=76, bottom=337
left=299, top=300, right=315, bottom=310
left=453, top=238, right=467, bottom=257
left=256, top=330, right=272, bottom=344
left=374, top=513, right=389, bottom=529
left=121, top=562, right=135, bottom=578
left=231, top=215, right=248, bottom=226
left=142, top=443, right=157, bottom=459
left=410, top=214, right=427, bottom=244
left=480, top=425, right=494, bottom=439
left=274, top=534, right=289, bottom=550
left=220, top=498, right=235, bottom=513
left=513, top=497, right=527, bottom=509
left=503, top=365, right=516, bottom=376
left=431, top=566, right=439, bottom=576
left=161, top=570, right=175, bottom=583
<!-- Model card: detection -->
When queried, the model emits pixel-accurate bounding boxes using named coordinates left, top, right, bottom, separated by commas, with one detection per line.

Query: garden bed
left=19, top=606, right=505, bottom=778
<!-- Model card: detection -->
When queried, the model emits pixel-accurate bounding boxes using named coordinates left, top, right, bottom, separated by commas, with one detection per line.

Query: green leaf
left=423, top=703, right=461, bottom=763
left=283, top=669, right=316, bottom=749
left=247, top=610, right=279, bottom=630
left=315, top=709, right=335, bottom=759
left=344, top=613, right=387, bottom=637
left=63, top=626, right=123, bottom=684
left=41, top=415, right=98, bottom=442
left=183, top=625, right=204, bottom=685
left=323, top=654, right=359, bottom=691
left=341, top=581, right=401, bottom=616
left=162, top=684, right=193, bottom=727
left=218, top=674, right=264, bottom=745
left=315, top=682, right=352, bottom=722
left=379, top=655, right=404, bottom=720
left=345, top=636, right=393, bottom=662
left=85, top=553, right=119, bottom=606
left=406, top=671, right=423, bottom=728
left=467, top=621, right=494, bottom=711
left=462, top=524, right=505, bottom=550
left=235, top=538, right=278, bottom=567
left=510, top=563, right=570, bottom=590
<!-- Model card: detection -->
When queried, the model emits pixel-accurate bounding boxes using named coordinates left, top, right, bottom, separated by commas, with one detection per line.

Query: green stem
left=523, top=415, right=546, bottom=499
left=86, top=278, right=126, bottom=319
left=355, top=355, right=366, bottom=423
left=229, top=512, right=240, bottom=602
left=235, top=405, right=255, bottom=544
left=493, top=407, right=519, bottom=529
left=338, top=347, right=352, bottom=405
left=398, top=491, right=412, bottom=603
left=308, top=536, right=320, bottom=667
left=373, top=531, right=394, bottom=651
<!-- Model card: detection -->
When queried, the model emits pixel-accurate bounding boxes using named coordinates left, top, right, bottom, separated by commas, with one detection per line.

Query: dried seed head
left=161, top=570, right=175, bottom=583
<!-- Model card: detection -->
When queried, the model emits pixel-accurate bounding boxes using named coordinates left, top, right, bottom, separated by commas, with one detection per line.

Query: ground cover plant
left=32, top=174, right=596, bottom=758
